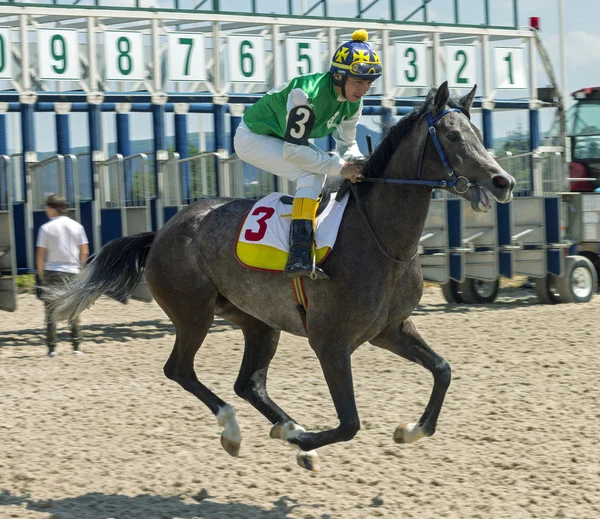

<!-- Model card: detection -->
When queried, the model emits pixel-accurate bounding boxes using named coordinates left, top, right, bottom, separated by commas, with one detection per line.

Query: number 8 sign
left=104, top=31, right=145, bottom=81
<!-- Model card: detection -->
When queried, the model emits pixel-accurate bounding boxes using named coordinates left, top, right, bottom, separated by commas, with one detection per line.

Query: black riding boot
left=283, top=219, right=329, bottom=280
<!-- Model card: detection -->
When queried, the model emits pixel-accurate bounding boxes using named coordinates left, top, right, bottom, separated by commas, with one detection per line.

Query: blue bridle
left=360, top=108, right=471, bottom=194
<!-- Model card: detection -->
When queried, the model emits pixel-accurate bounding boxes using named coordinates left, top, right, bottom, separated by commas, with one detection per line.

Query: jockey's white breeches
left=234, top=121, right=344, bottom=200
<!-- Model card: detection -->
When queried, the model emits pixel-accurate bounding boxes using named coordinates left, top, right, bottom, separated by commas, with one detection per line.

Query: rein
left=343, top=107, right=471, bottom=265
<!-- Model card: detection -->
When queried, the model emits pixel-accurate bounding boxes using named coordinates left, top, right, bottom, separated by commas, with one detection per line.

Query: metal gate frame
left=0, top=155, right=17, bottom=312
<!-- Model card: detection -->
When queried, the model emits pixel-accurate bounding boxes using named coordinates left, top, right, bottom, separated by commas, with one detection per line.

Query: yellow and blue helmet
left=330, top=29, right=382, bottom=80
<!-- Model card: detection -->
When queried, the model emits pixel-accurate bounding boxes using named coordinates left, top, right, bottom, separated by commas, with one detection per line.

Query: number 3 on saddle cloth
left=235, top=191, right=350, bottom=272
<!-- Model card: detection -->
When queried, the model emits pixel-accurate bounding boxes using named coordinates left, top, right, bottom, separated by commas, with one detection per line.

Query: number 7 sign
left=168, top=33, right=206, bottom=82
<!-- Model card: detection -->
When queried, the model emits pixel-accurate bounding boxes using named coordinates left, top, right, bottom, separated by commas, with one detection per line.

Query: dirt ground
left=1, top=288, right=599, bottom=519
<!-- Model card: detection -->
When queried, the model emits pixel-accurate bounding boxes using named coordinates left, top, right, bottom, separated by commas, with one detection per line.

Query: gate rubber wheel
left=459, top=278, right=499, bottom=304
left=441, top=280, right=462, bottom=304
left=554, top=255, right=598, bottom=303
left=534, top=275, right=559, bottom=305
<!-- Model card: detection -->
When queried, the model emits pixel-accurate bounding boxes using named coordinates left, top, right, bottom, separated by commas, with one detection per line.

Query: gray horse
left=50, top=82, right=515, bottom=471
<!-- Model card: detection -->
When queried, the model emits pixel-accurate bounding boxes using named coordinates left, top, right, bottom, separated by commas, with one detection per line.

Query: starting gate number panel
left=38, top=29, right=81, bottom=81
left=0, top=26, right=530, bottom=90
left=0, top=28, right=12, bottom=80
left=444, top=45, right=477, bottom=88
left=227, top=35, right=266, bottom=83
left=394, top=43, right=429, bottom=87
left=284, top=38, right=323, bottom=79
left=167, top=33, right=207, bottom=82
left=493, top=47, right=527, bottom=89
left=104, top=31, right=145, bottom=81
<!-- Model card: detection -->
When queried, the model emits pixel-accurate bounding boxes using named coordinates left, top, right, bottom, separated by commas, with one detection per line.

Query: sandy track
left=1, top=289, right=598, bottom=519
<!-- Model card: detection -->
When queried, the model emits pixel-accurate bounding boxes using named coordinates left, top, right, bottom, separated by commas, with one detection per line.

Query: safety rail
left=495, top=148, right=566, bottom=196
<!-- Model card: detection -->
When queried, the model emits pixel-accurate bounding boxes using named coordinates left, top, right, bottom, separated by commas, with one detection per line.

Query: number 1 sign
left=494, top=47, right=527, bottom=89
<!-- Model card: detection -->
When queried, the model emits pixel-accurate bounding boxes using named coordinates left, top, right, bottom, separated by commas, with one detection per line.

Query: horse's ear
left=459, top=85, right=477, bottom=113
left=433, top=81, right=450, bottom=114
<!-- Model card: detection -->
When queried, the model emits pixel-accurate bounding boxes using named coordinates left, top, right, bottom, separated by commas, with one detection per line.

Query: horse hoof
left=394, top=423, right=426, bottom=444
left=296, top=450, right=320, bottom=472
left=220, top=434, right=241, bottom=457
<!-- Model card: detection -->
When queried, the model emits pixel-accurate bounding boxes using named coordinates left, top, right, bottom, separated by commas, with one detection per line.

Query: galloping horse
left=50, top=82, right=515, bottom=471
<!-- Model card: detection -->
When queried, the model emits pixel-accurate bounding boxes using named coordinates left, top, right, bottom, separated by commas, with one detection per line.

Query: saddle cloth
left=236, top=191, right=350, bottom=272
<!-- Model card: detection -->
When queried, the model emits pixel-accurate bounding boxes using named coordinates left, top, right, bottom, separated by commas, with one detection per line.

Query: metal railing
left=98, top=153, right=151, bottom=208
left=496, top=148, right=566, bottom=196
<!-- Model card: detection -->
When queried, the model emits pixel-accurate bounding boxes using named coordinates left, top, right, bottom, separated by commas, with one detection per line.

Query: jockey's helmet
left=330, top=29, right=382, bottom=80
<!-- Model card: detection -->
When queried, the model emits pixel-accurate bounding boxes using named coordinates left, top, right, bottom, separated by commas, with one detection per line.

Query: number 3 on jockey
left=284, top=105, right=316, bottom=146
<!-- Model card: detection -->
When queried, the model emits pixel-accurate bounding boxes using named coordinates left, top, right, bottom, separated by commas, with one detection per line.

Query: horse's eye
left=447, top=131, right=459, bottom=141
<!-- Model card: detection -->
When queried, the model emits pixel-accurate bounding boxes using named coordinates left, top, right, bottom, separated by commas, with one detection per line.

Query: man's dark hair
left=46, top=194, right=68, bottom=216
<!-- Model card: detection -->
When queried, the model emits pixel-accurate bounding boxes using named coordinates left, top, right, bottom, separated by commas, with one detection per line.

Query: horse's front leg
left=370, top=318, right=451, bottom=443
left=275, top=342, right=360, bottom=467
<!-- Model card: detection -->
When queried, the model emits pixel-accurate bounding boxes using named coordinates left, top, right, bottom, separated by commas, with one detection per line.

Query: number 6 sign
left=227, top=35, right=266, bottom=83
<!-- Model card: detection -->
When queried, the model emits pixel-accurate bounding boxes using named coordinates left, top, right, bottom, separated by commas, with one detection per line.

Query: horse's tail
left=47, top=231, right=157, bottom=323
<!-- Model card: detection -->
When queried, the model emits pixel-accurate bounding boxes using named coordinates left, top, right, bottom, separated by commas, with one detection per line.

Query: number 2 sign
left=445, top=45, right=477, bottom=88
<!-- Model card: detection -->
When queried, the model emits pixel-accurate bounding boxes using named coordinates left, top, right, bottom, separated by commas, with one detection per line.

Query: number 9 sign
left=38, top=29, right=80, bottom=81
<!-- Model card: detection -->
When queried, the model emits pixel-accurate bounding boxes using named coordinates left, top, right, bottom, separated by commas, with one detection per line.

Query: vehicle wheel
left=554, top=255, right=598, bottom=303
left=459, top=278, right=499, bottom=304
left=441, top=280, right=462, bottom=304
left=534, top=275, right=559, bottom=304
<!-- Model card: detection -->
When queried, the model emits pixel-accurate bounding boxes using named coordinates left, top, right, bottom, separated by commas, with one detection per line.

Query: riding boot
left=283, top=197, right=329, bottom=280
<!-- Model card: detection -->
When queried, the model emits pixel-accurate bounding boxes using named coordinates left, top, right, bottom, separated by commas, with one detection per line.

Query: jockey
left=234, top=29, right=382, bottom=280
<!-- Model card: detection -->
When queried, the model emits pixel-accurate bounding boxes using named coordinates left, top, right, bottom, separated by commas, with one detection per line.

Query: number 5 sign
left=445, top=45, right=477, bottom=88
left=104, top=31, right=145, bottom=81
left=494, top=47, right=527, bottom=89
left=285, top=38, right=321, bottom=79
left=394, top=43, right=428, bottom=87
left=227, top=35, right=265, bottom=83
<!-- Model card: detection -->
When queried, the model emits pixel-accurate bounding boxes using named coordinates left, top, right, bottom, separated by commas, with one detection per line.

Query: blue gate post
left=87, top=101, right=104, bottom=253
left=152, top=102, right=167, bottom=229
left=55, top=104, right=72, bottom=203
left=529, top=108, right=540, bottom=194
left=213, top=103, right=226, bottom=196
left=174, top=104, right=190, bottom=204
left=116, top=104, right=132, bottom=204
left=20, top=102, right=36, bottom=270
left=228, top=103, right=246, bottom=191
left=0, top=112, right=6, bottom=157
left=482, top=108, right=494, bottom=151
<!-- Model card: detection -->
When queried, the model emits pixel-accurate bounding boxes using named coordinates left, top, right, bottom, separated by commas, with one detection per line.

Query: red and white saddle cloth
left=235, top=191, right=350, bottom=272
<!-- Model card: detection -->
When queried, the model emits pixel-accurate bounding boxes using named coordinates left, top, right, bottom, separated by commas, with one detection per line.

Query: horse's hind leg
left=220, top=302, right=320, bottom=470
left=369, top=317, right=451, bottom=444
left=164, top=305, right=242, bottom=457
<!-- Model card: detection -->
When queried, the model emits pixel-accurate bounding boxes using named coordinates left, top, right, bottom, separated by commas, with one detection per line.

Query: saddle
left=235, top=191, right=350, bottom=272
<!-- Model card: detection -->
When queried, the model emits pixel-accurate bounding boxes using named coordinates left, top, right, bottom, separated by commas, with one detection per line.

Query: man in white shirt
left=36, top=194, right=89, bottom=357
